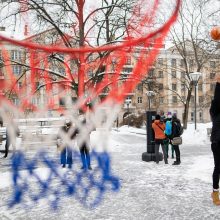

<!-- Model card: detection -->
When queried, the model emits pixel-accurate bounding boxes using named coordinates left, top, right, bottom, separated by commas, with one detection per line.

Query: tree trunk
left=182, top=87, right=192, bottom=129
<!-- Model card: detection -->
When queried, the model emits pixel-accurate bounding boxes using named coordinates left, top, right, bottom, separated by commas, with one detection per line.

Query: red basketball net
left=0, top=0, right=181, bottom=115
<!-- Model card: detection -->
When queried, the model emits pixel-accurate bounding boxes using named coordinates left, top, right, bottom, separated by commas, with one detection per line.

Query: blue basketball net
left=9, top=150, right=120, bottom=209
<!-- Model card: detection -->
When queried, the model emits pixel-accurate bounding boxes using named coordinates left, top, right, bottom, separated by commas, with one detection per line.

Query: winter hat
left=167, top=114, right=172, bottom=119
left=155, top=114, right=161, bottom=120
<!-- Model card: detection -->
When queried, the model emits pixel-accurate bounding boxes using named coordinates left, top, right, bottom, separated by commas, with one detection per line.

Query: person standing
left=57, top=119, right=76, bottom=168
left=171, top=114, right=182, bottom=165
left=77, top=116, right=92, bottom=170
left=164, top=114, right=175, bottom=159
left=210, top=76, right=220, bottom=205
left=4, top=116, right=20, bottom=158
left=152, top=114, right=168, bottom=164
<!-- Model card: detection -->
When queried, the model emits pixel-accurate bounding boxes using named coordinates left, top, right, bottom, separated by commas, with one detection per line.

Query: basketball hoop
left=0, top=0, right=181, bottom=209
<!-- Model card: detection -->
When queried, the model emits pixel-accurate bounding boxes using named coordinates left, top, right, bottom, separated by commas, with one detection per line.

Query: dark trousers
left=211, top=142, right=220, bottom=190
left=164, top=139, right=175, bottom=158
left=173, top=144, right=180, bottom=162
left=155, top=139, right=168, bottom=164
left=60, top=146, right=73, bottom=165
left=80, top=143, right=91, bottom=168
left=4, top=132, right=10, bottom=158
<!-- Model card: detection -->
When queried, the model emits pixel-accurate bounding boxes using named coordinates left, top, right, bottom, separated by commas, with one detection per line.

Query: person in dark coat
left=210, top=77, right=220, bottom=205
left=77, top=116, right=92, bottom=170
left=171, top=114, right=181, bottom=165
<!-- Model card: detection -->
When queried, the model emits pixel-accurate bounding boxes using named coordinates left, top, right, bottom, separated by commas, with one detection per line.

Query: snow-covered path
left=0, top=124, right=220, bottom=220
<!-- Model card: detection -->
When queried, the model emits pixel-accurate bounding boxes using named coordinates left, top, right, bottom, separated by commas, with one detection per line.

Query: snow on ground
left=0, top=122, right=219, bottom=220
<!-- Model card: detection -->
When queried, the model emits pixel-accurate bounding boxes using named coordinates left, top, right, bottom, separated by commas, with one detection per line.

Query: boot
left=211, top=191, right=220, bottom=205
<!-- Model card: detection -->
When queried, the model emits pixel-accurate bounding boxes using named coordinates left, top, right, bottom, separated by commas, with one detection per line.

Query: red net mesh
left=0, top=0, right=181, bottom=115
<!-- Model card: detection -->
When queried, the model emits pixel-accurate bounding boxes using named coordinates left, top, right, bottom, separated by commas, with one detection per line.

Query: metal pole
left=194, top=83, right=197, bottom=130
left=148, top=97, right=151, bottom=111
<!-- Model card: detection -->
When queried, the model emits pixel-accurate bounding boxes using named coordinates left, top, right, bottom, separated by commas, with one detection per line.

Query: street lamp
left=146, top=91, right=155, bottom=110
left=189, top=72, right=202, bottom=130
left=125, top=98, right=131, bottom=127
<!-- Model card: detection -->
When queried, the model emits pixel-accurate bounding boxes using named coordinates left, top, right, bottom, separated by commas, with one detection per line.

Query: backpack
left=174, top=121, right=184, bottom=136
left=165, top=120, right=172, bottom=136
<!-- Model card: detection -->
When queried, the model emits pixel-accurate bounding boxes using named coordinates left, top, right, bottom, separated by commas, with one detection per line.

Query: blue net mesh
left=9, top=150, right=120, bottom=209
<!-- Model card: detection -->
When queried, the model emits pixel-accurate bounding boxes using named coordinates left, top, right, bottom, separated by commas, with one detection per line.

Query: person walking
left=152, top=114, right=168, bottom=164
left=210, top=76, right=220, bottom=205
left=171, top=114, right=182, bottom=165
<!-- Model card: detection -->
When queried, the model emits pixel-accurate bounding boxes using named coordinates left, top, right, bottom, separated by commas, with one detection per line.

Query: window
left=181, top=72, right=185, bottom=79
left=35, top=82, right=40, bottom=89
left=137, top=83, right=143, bottom=91
left=59, top=98, right=65, bottom=106
left=189, top=59, right=194, bottom=67
left=13, top=98, right=20, bottom=106
left=58, top=53, right=64, bottom=60
left=159, top=97, right=164, bottom=104
left=210, top=61, right=216, bottom=68
left=12, top=65, right=22, bottom=75
left=210, top=83, right=216, bottom=91
left=137, top=97, right=142, bottom=103
left=158, top=58, right=163, bottom=66
left=171, top=71, right=176, bottom=78
left=171, top=59, right=176, bottom=67
left=172, top=83, right=177, bottom=91
left=191, top=96, right=194, bottom=104
left=11, top=50, right=22, bottom=61
left=125, top=56, right=131, bottom=65
left=59, top=67, right=65, bottom=75
left=198, top=84, right=202, bottom=91
left=191, top=112, right=194, bottom=121
left=18, top=82, right=22, bottom=90
left=158, top=83, right=163, bottom=90
left=148, top=69, right=155, bottom=77
left=181, top=84, right=185, bottom=91
left=172, top=96, right=177, bottom=103
left=199, top=96, right=203, bottom=103
left=210, top=72, right=216, bottom=79
left=88, top=54, right=93, bottom=62
left=199, top=112, right=203, bottom=121
left=123, top=68, right=132, bottom=74
left=32, top=98, right=40, bottom=105
left=87, top=69, right=93, bottom=78
left=158, top=71, right=163, bottom=78
left=180, top=59, right=184, bottom=67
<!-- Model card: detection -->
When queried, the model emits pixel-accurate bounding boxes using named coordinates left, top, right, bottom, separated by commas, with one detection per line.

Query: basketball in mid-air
left=210, top=26, right=220, bottom=41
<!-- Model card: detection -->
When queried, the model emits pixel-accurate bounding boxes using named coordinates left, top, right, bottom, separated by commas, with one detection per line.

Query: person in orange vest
left=152, top=114, right=168, bottom=164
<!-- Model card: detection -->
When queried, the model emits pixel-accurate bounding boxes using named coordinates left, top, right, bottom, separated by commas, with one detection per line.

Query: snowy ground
left=0, top=123, right=220, bottom=220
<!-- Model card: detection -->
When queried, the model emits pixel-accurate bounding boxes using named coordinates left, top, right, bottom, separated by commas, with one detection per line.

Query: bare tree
left=0, top=0, right=136, bottom=103
left=161, top=0, right=219, bottom=128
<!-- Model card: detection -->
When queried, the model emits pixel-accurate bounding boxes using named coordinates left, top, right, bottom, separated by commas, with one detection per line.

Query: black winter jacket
left=210, top=82, right=220, bottom=143
left=172, top=118, right=181, bottom=138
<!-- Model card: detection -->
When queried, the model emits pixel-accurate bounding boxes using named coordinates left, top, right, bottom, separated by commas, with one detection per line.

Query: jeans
left=60, top=146, right=73, bottom=165
left=155, top=139, right=168, bottom=164
left=211, top=142, right=220, bottom=190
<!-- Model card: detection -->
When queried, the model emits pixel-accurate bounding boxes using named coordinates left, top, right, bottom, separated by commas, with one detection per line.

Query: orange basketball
left=210, top=26, right=220, bottom=41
